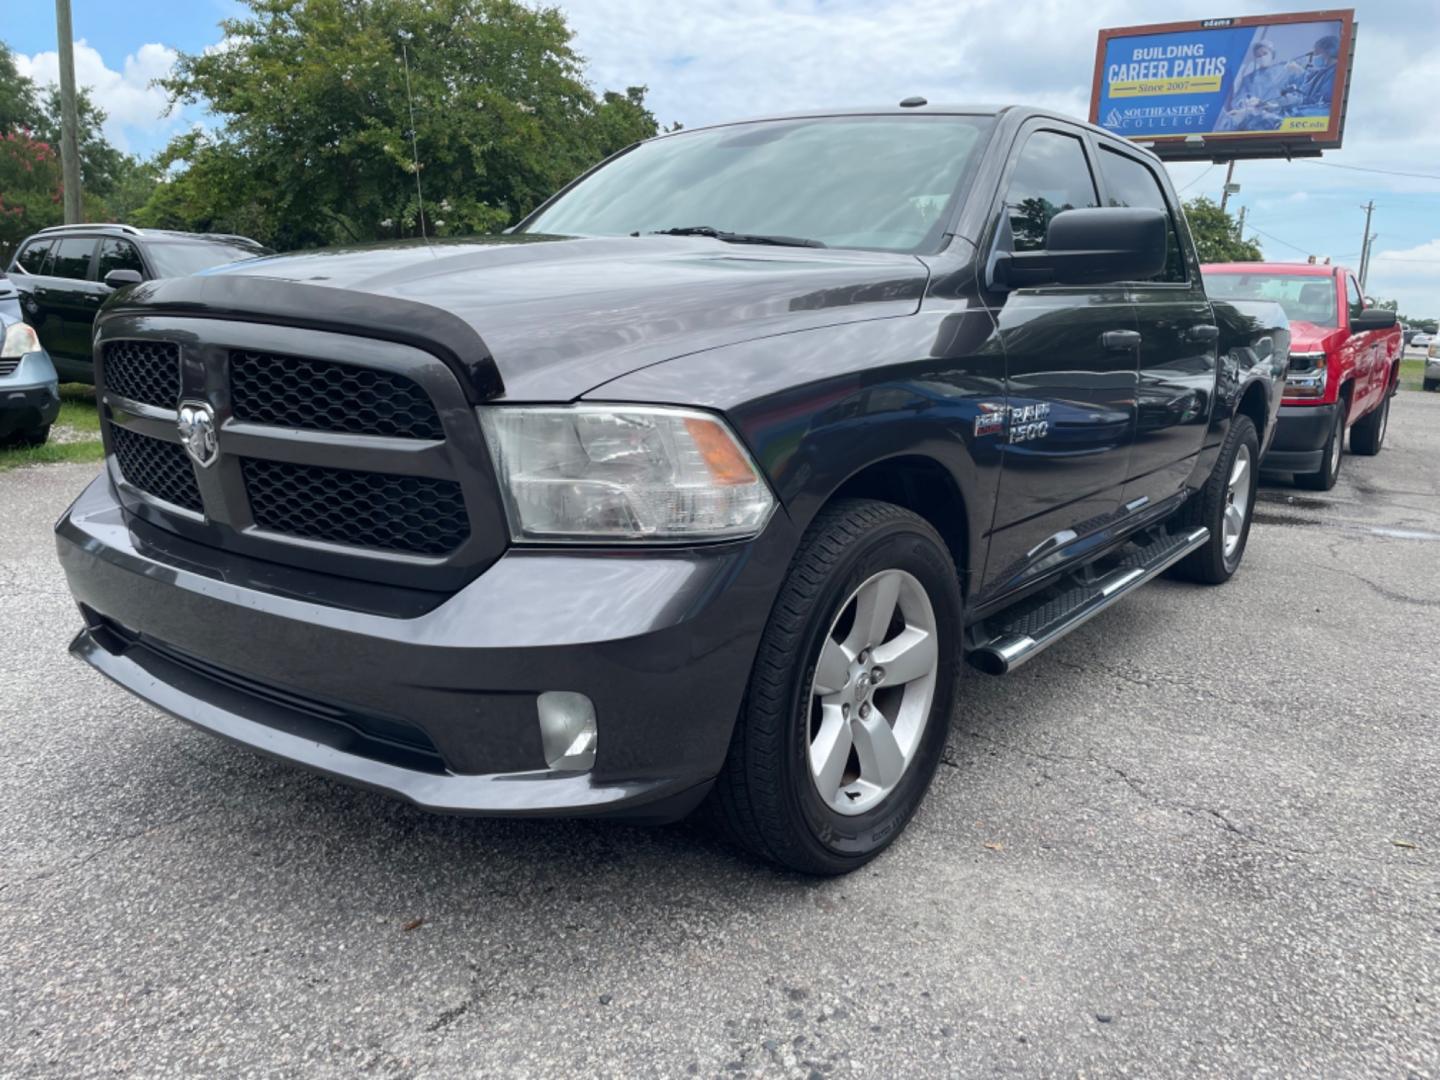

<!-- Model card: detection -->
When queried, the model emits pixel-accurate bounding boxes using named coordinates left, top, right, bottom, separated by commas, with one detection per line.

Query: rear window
left=1203, top=271, right=1337, bottom=328
left=15, top=239, right=54, bottom=274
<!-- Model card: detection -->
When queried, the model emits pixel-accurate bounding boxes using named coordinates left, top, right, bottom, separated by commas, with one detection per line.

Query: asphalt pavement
left=3, top=393, right=1438, bottom=1078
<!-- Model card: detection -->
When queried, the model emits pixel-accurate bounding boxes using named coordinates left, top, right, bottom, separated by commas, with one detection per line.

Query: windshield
left=524, top=115, right=993, bottom=253
left=147, top=241, right=263, bottom=278
left=1203, top=270, right=1338, bottom=328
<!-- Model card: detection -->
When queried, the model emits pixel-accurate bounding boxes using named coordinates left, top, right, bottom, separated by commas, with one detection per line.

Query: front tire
left=1350, top=395, right=1389, bottom=456
left=1424, top=378, right=1437, bottom=392
left=1172, top=414, right=1259, bottom=584
left=710, top=499, right=960, bottom=875
left=1296, top=402, right=1346, bottom=491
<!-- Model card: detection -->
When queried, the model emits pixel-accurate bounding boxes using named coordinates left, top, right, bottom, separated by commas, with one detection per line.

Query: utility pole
left=1357, top=201, right=1376, bottom=288
left=54, top=0, right=83, bottom=223
left=1360, top=233, right=1378, bottom=291
left=1219, top=160, right=1237, bottom=213
left=1235, top=205, right=1247, bottom=241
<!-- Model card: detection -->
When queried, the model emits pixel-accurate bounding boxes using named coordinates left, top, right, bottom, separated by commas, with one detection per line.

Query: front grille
left=102, top=340, right=181, bottom=409
left=0, top=358, right=20, bottom=377
left=229, top=350, right=444, bottom=440
left=242, top=458, right=469, bottom=556
left=111, top=426, right=202, bottom=512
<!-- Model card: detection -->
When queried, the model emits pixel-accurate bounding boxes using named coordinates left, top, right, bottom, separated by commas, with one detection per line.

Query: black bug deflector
left=99, top=274, right=505, bottom=403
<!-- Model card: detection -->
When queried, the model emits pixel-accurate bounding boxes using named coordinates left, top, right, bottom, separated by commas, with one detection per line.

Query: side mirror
left=992, top=207, right=1169, bottom=289
left=103, top=268, right=144, bottom=290
left=1351, top=308, right=1397, bottom=332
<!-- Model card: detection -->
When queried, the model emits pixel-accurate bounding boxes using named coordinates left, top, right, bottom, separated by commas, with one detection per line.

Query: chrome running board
left=969, top=526, right=1210, bottom=676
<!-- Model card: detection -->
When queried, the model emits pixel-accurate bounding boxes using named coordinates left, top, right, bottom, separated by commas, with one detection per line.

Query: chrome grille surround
left=94, top=317, right=508, bottom=589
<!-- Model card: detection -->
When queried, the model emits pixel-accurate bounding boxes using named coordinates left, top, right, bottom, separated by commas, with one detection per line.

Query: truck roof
left=1202, top=261, right=1351, bottom=277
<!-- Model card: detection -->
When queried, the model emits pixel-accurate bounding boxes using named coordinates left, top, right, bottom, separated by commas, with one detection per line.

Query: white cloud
left=16, top=39, right=182, bottom=153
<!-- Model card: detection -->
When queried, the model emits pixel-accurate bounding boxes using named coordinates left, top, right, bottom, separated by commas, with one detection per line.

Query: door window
left=1345, top=275, right=1365, bottom=323
left=97, top=238, right=145, bottom=280
left=15, top=239, right=54, bottom=275
left=49, top=237, right=97, bottom=280
left=1002, top=131, right=1098, bottom=252
left=1097, top=147, right=1188, bottom=283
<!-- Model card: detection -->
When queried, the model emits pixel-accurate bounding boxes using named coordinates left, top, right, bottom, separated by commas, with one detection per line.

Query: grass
left=0, top=382, right=105, bottom=472
left=1398, top=357, right=1427, bottom=392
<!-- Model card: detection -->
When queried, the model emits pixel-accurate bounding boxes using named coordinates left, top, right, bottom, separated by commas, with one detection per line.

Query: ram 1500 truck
left=57, top=105, right=1288, bottom=874
left=1203, top=261, right=1401, bottom=490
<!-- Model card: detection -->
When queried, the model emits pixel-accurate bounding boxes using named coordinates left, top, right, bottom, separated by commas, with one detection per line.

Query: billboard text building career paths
left=1091, top=9, right=1355, bottom=160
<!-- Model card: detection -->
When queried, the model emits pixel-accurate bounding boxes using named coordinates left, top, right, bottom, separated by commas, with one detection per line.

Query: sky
left=7, top=0, right=1438, bottom=316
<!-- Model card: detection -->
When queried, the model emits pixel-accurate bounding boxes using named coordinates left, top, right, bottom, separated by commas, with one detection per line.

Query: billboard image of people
left=1091, top=10, right=1354, bottom=154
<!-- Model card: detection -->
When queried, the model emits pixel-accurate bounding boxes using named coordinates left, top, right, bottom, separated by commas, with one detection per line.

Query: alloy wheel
left=807, top=569, right=938, bottom=815
left=1223, top=442, right=1252, bottom=560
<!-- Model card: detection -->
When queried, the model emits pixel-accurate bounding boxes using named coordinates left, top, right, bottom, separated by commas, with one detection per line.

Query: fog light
left=537, top=691, right=597, bottom=771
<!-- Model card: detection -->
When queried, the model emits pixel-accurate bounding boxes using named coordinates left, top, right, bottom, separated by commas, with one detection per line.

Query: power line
left=1296, top=159, right=1440, bottom=183
left=1177, top=163, right=1217, bottom=192
left=1247, top=224, right=1312, bottom=257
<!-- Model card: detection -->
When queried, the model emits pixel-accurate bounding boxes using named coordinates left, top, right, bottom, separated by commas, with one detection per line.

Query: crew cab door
left=978, top=123, right=1139, bottom=595
left=1095, top=144, right=1218, bottom=510
left=1344, top=272, right=1381, bottom=414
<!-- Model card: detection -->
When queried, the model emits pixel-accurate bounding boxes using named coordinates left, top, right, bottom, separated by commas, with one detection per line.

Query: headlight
left=1429, top=342, right=1439, bottom=359
left=1283, top=352, right=1328, bottom=399
left=480, top=405, right=776, bottom=541
left=1, top=321, right=40, bottom=359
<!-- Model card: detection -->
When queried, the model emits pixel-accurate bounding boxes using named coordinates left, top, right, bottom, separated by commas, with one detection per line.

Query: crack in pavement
left=1314, top=563, right=1440, bottom=609
left=960, top=731, right=1323, bottom=856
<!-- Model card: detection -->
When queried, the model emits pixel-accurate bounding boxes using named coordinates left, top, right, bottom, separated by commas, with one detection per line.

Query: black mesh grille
left=241, top=459, right=468, bottom=555
left=102, top=340, right=181, bottom=409
left=111, top=426, right=202, bottom=512
left=230, top=350, right=443, bottom=440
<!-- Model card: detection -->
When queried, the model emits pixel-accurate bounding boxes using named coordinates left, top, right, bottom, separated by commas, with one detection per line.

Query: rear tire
left=1172, top=414, right=1259, bottom=585
left=1296, top=402, right=1346, bottom=491
left=709, top=499, right=960, bottom=875
left=1350, top=395, right=1389, bottom=456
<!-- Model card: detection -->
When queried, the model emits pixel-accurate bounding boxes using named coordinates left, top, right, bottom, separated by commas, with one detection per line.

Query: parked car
left=6, top=224, right=268, bottom=383
left=1426, top=340, right=1440, bottom=391
left=57, top=104, right=1287, bottom=874
left=1, top=302, right=60, bottom=447
left=1202, top=262, right=1401, bottom=490
left=1413, top=331, right=1435, bottom=355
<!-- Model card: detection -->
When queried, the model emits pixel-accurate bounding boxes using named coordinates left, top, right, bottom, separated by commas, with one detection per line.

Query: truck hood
left=1287, top=320, right=1344, bottom=353
left=201, top=235, right=929, bottom=400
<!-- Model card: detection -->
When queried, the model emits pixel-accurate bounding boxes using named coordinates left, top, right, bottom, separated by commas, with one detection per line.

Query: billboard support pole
left=1219, top=161, right=1236, bottom=213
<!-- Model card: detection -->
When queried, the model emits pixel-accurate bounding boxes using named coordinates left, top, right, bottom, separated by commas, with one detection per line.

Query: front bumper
left=0, top=351, right=61, bottom=437
left=1263, top=402, right=1338, bottom=473
left=57, top=474, right=790, bottom=820
left=1426, top=358, right=1440, bottom=380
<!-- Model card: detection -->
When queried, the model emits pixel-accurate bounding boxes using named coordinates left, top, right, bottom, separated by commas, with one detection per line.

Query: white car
left=1412, top=331, right=1434, bottom=351
left=1425, top=338, right=1440, bottom=391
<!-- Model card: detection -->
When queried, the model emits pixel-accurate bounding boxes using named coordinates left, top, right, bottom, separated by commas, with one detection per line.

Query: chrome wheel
left=1223, top=442, right=1252, bottom=560
left=807, top=569, right=938, bottom=816
left=1330, top=416, right=1344, bottom=476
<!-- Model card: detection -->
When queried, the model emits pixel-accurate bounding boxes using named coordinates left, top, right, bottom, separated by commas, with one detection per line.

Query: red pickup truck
left=1202, top=262, right=1402, bottom=490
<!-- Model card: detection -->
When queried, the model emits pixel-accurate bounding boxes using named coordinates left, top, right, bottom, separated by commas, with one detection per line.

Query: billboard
left=1090, top=10, right=1355, bottom=160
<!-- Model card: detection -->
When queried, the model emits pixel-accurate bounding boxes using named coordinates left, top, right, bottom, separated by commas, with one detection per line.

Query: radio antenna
left=400, top=37, right=428, bottom=243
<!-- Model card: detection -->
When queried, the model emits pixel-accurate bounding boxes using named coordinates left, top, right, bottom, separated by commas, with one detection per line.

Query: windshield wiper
left=641, top=226, right=826, bottom=249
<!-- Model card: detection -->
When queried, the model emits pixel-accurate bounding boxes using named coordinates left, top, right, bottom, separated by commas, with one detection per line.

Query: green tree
left=1182, top=196, right=1263, bottom=263
left=147, top=0, right=661, bottom=250
left=34, top=84, right=126, bottom=199
left=0, top=131, right=62, bottom=261
left=0, top=41, right=43, bottom=135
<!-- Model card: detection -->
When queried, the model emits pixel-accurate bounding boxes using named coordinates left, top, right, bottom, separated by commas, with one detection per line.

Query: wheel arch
left=1236, top=378, right=1269, bottom=442
left=824, top=454, right=971, bottom=594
